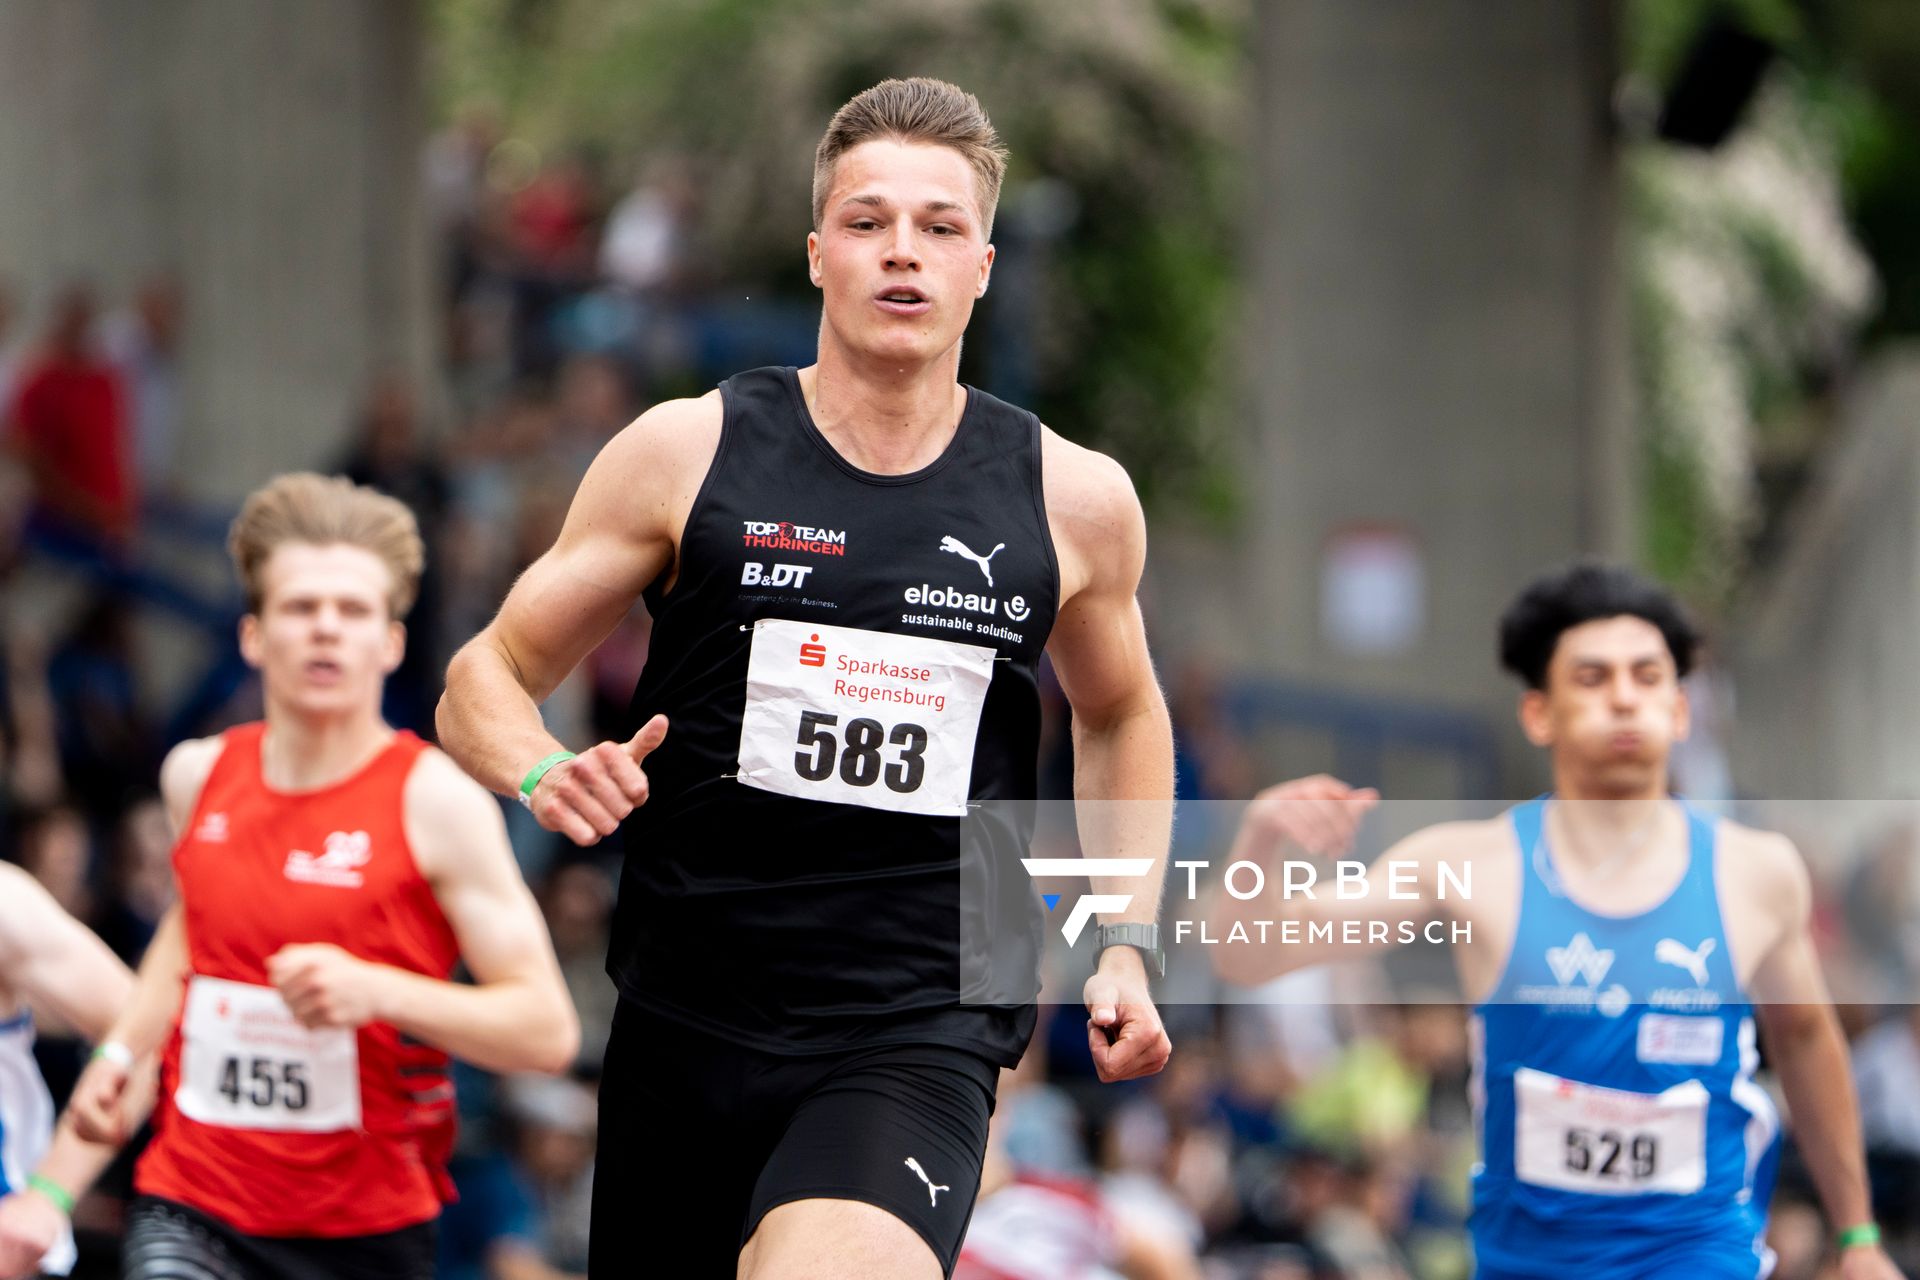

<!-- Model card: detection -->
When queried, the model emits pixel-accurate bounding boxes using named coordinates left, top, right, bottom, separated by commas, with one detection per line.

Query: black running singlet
left=611, top=366, right=1058, bottom=1064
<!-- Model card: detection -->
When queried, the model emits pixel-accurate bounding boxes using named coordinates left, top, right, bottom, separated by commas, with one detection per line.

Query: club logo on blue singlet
left=1515, top=932, right=1631, bottom=1018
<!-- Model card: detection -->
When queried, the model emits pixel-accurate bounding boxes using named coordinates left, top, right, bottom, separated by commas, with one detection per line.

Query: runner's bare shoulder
left=1038, top=427, right=1136, bottom=529
left=1710, top=817, right=1808, bottom=920
left=1038, top=427, right=1142, bottom=601
left=159, top=735, right=228, bottom=833
left=401, top=745, right=510, bottom=880
left=403, top=743, right=500, bottom=815
left=597, top=392, right=723, bottom=497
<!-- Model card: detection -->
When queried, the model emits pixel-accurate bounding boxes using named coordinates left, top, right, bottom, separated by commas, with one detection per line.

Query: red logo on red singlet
left=799, top=635, right=827, bottom=667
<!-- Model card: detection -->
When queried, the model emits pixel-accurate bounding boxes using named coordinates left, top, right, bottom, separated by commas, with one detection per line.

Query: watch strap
left=1095, top=922, right=1165, bottom=978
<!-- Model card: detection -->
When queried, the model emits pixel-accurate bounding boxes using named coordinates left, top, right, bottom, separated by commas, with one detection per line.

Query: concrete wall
left=1730, top=351, right=1920, bottom=810
left=1150, top=0, right=1629, bottom=795
left=0, top=0, right=434, bottom=502
left=1144, top=0, right=1628, bottom=794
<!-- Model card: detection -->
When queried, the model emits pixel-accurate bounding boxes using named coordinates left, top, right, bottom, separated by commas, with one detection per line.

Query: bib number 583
left=794, top=710, right=928, bottom=793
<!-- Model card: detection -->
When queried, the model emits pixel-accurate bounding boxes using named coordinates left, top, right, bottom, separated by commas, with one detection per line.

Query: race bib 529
left=1513, top=1066, right=1708, bottom=1196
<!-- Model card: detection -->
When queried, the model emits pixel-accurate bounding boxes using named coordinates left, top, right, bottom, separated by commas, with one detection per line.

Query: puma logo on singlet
left=1655, top=937, right=1715, bottom=988
left=939, top=535, right=1006, bottom=587
left=904, top=1156, right=950, bottom=1208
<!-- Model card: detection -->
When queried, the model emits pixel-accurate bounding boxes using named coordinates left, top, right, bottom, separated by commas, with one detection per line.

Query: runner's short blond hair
left=229, top=472, right=424, bottom=619
left=813, top=78, right=1008, bottom=235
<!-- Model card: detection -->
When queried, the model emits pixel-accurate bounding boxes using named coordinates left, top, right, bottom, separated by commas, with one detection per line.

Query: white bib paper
left=737, top=618, right=995, bottom=817
left=1513, top=1066, right=1707, bottom=1195
left=176, top=976, right=361, bottom=1133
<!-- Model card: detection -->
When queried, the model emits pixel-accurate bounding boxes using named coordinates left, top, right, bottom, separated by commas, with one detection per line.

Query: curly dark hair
left=1497, top=560, right=1701, bottom=690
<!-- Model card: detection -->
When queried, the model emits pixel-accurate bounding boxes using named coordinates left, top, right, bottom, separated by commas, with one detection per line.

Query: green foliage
left=1621, top=3, right=1881, bottom=605
left=431, top=0, right=1247, bottom=518
left=1622, top=0, right=1802, bottom=85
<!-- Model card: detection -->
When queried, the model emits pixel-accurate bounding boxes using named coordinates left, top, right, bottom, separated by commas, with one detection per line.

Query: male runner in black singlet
left=440, top=79, right=1176, bottom=1277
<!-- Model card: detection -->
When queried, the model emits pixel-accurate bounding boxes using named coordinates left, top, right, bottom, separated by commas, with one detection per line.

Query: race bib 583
left=736, top=619, right=994, bottom=817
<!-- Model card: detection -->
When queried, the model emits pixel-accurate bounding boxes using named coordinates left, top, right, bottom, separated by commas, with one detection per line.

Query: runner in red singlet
left=64, top=473, right=578, bottom=1280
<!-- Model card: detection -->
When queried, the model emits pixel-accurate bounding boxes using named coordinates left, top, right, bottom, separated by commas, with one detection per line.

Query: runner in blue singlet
left=1213, top=561, right=1900, bottom=1280
left=1470, top=795, right=1779, bottom=1278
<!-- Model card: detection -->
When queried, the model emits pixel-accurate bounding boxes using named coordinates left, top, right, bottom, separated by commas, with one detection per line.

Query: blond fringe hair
left=812, top=78, right=1008, bottom=234
left=228, top=472, right=425, bottom=618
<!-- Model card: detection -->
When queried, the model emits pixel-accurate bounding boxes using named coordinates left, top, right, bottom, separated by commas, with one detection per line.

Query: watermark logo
left=1020, top=858, right=1155, bottom=944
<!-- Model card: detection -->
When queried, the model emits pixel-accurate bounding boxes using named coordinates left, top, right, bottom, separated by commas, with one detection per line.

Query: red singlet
left=137, top=723, right=462, bottom=1237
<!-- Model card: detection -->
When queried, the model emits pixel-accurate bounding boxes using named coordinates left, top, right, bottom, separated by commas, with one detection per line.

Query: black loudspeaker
left=1657, top=16, right=1778, bottom=149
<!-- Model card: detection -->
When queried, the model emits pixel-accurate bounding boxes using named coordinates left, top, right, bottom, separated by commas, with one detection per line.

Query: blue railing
left=1222, top=677, right=1502, bottom=797
left=26, top=501, right=249, bottom=744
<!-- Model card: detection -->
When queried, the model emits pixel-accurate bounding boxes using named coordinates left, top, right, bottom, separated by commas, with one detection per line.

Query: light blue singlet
left=0, top=1008, right=76, bottom=1274
left=1469, top=798, right=1782, bottom=1279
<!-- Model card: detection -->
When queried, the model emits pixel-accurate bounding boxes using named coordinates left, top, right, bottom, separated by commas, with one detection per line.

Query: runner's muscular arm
left=1743, top=831, right=1890, bottom=1272
left=0, top=864, right=131, bottom=1039
left=0, top=864, right=135, bottom=1276
left=0, top=1113, right=116, bottom=1279
left=268, top=749, right=579, bottom=1074
left=437, top=393, right=720, bottom=845
left=1042, top=433, right=1174, bottom=1081
left=64, top=736, right=216, bottom=1145
left=1210, top=818, right=1456, bottom=986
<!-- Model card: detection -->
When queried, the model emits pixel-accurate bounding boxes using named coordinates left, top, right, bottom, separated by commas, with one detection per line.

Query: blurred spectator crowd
left=0, top=117, right=1917, bottom=1280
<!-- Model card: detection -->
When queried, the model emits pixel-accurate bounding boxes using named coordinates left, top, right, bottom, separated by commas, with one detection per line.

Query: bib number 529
left=1565, top=1127, right=1658, bottom=1181
left=794, top=710, right=929, bottom=793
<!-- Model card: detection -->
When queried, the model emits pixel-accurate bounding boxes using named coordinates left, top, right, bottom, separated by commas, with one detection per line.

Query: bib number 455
left=794, top=710, right=928, bottom=793
left=218, top=1056, right=311, bottom=1112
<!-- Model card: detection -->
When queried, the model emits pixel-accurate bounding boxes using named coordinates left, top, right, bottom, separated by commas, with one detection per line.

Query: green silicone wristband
left=27, top=1174, right=74, bottom=1215
left=518, top=751, right=577, bottom=807
left=1837, top=1223, right=1881, bottom=1250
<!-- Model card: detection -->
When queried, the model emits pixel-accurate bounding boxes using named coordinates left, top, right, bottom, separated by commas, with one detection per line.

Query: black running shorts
left=591, top=999, right=1000, bottom=1278
left=122, top=1197, right=436, bottom=1280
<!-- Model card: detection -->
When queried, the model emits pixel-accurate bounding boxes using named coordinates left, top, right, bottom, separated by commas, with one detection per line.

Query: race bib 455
left=176, top=976, right=361, bottom=1133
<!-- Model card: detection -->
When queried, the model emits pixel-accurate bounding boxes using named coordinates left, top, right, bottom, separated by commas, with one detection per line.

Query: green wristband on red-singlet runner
left=518, top=751, right=577, bottom=809
left=1837, top=1223, right=1881, bottom=1250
